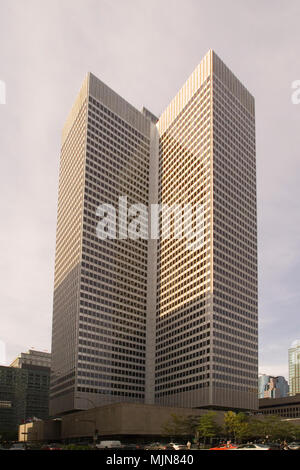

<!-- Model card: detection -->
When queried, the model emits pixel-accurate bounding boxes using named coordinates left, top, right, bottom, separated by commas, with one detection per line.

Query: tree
left=224, top=411, right=237, bottom=441
left=224, top=411, right=258, bottom=443
left=234, top=413, right=252, bottom=442
left=162, top=414, right=191, bottom=438
left=185, top=415, right=203, bottom=442
left=162, top=413, right=204, bottom=441
left=255, top=415, right=288, bottom=441
left=248, top=415, right=300, bottom=443
left=197, top=412, right=222, bottom=446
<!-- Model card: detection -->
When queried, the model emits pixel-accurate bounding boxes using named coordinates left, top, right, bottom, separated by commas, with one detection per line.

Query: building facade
left=21, top=402, right=225, bottom=443
left=10, top=349, right=51, bottom=369
left=0, top=350, right=51, bottom=435
left=289, top=340, right=300, bottom=396
left=50, top=74, right=157, bottom=416
left=155, top=51, right=258, bottom=410
left=50, top=50, right=258, bottom=416
left=259, top=393, right=300, bottom=419
left=258, top=374, right=289, bottom=399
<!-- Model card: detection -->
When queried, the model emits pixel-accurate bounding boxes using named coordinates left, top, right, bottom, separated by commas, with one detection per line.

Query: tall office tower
left=51, top=50, right=258, bottom=415
left=289, top=340, right=300, bottom=396
left=155, top=50, right=258, bottom=410
left=50, top=73, right=156, bottom=416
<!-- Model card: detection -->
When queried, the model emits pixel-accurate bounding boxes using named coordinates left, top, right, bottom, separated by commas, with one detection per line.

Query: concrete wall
left=20, top=402, right=226, bottom=442
left=61, top=402, right=225, bottom=439
left=19, top=420, right=61, bottom=442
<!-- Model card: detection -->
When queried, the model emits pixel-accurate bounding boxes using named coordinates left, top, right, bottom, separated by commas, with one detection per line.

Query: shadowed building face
left=50, top=74, right=152, bottom=416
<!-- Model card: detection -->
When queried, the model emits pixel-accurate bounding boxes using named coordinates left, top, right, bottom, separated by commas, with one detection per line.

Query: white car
left=288, top=442, right=300, bottom=450
left=9, top=443, right=26, bottom=450
left=96, top=440, right=122, bottom=449
left=169, top=442, right=186, bottom=450
left=231, top=443, right=271, bottom=451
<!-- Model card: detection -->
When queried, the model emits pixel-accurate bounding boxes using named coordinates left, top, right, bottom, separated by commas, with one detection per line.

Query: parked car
left=41, top=443, right=62, bottom=450
left=168, top=443, right=186, bottom=450
left=210, top=443, right=238, bottom=450
left=9, top=443, right=26, bottom=450
left=122, top=443, right=142, bottom=450
left=96, top=440, right=123, bottom=449
left=288, top=442, right=300, bottom=450
left=144, top=442, right=169, bottom=450
left=263, top=442, right=281, bottom=450
left=230, top=443, right=272, bottom=450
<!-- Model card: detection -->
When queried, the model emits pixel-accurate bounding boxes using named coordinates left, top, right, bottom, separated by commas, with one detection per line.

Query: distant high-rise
left=289, top=340, right=300, bottom=396
left=258, top=374, right=289, bottom=398
left=50, top=50, right=258, bottom=416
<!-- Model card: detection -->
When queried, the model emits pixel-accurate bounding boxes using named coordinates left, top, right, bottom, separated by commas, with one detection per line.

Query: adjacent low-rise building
left=10, top=349, right=51, bottom=369
left=258, top=393, right=300, bottom=419
left=19, top=401, right=225, bottom=443
left=0, top=350, right=51, bottom=437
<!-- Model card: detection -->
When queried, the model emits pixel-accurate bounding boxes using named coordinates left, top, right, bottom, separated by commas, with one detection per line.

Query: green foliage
left=162, top=412, right=220, bottom=441
left=224, top=411, right=237, bottom=438
left=162, top=413, right=193, bottom=437
left=224, top=411, right=300, bottom=443
left=253, top=415, right=300, bottom=441
left=197, top=412, right=222, bottom=444
left=163, top=410, right=300, bottom=445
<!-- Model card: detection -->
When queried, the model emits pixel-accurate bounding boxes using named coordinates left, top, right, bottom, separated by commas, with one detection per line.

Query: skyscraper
left=50, top=50, right=258, bottom=416
left=50, top=74, right=156, bottom=416
left=154, top=50, right=258, bottom=410
left=289, top=340, right=300, bottom=396
left=258, top=374, right=289, bottom=398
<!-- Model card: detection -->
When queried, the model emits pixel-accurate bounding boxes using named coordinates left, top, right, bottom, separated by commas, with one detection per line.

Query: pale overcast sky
left=0, top=0, right=299, bottom=380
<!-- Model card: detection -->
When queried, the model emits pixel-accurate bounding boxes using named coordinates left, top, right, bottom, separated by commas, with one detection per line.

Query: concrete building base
left=20, top=402, right=225, bottom=442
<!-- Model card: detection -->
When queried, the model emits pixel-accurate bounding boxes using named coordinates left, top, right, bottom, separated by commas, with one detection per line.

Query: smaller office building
left=0, top=350, right=51, bottom=437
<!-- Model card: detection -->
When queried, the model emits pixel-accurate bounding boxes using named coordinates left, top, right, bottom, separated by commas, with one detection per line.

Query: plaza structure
left=50, top=50, right=258, bottom=417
